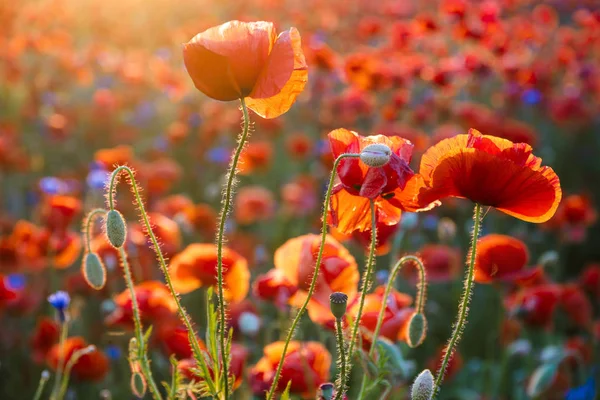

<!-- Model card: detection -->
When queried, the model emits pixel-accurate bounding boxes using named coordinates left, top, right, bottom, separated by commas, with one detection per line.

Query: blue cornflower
left=522, top=88, right=542, bottom=105
left=48, top=291, right=71, bottom=323
left=565, top=371, right=597, bottom=400
left=6, top=274, right=26, bottom=290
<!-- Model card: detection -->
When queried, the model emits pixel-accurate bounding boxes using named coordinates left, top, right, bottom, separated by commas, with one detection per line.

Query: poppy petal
left=246, top=28, right=308, bottom=118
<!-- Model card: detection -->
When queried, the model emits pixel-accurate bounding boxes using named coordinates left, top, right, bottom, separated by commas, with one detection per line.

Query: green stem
left=214, top=98, right=251, bottom=398
left=370, top=255, right=427, bottom=357
left=433, top=203, right=482, bottom=397
left=33, top=371, right=50, bottom=400
left=334, top=318, right=347, bottom=400
left=345, top=200, right=378, bottom=379
left=265, top=153, right=360, bottom=400
left=84, top=208, right=106, bottom=253
left=108, top=165, right=214, bottom=394
left=57, top=345, right=95, bottom=399
left=49, top=322, right=68, bottom=400
left=118, top=247, right=162, bottom=400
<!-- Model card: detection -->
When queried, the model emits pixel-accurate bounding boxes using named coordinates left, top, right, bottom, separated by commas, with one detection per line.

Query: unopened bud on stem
left=360, top=143, right=392, bottom=168
left=411, top=369, right=434, bottom=400
left=329, top=292, right=348, bottom=320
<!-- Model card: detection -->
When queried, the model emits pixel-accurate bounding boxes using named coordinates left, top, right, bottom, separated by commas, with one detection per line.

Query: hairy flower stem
left=84, top=208, right=106, bottom=252
left=344, top=200, right=378, bottom=383
left=49, top=322, right=68, bottom=400
left=433, top=203, right=482, bottom=397
left=334, top=318, right=347, bottom=400
left=108, top=165, right=214, bottom=395
left=370, top=255, right=427, bottom=357
left=266, top=153, right=360, bottom=400
left=213, top=98, right=251, bottom=398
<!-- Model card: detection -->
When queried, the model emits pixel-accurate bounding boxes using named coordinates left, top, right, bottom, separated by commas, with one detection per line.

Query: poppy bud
left=83, top=252, right=107, bottom=290
left=359, top=143, right=392, bottom=168
left=407, top=312, right=428, bottom=348
left=411, top=369, right=434, bottom=400
left=105, top=210, right=127, bottom=248
left=329, top=292, right=348, bottom=320
left=526, top=363, right=557, bottom=397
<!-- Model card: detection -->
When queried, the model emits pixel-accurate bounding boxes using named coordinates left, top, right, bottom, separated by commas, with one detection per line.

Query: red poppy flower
left=415, top=129, right=561, bottom=223
left=183, top=21, right=308, bottom=119
left=560, top=284, right=592, bottom=329
left=0, top=274, right=17, bottom=307
left=275, top=234, right=358, bottom=326
left=250, top=341, right=331, bottom=398
left=47, top=337, right=109, bottom=381
left=157, top=322, right=206, bottom=360
left=405, top=244, right=461, bottom=283
left=40, top=195, right=81, bottom=232
left=579, top=263, right=600, bottom=298
left=178, top=343, right=249, bottom=389
left=31, top=317, right=59, bottom=364
left=327, top=129, right=431, bottom=234
left=354, top=221, right=399, bottom=255
left=253, top=269, right=297, bottom=310
left=507, top=284, right=562, bottom=329
left=473, top=234, right=530, bottom=283
left=106, top=281, right=178, bottom=327
left=234, top=186, right=275, bottom=225
left=349, top=286, right=414, bottom=350
left=546, top=194, right=597, bottom=242
left=168, top=244, right=249, bottom=303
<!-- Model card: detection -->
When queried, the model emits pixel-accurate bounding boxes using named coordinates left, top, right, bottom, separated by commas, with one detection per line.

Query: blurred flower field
left=1, top=0, right=600, bottom=399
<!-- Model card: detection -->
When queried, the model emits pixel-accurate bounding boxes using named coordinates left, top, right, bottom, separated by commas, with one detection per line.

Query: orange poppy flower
left=94, top=145, right=135, bottom=170
left=349, top=285, right=414, bottom=350
left=353, top=221, right=399, bottom=255
left=250, top=341, right=331, bottom=398
left=253, top=269, right=298, bottom=310
left=238, top=141, right=273, bottom=175
left=275, top=234, right=358, bottom=326
left=31, top=317, right=59, bottom=364
left=168, top=244, right=249, bottom=303
left=183, top=21, right=308, bottom=119
left=415, top=129, right=561, bottom=223
left=40, top=195, right=81, bottom=232
left=234, top=186, right=275, bottom=225
left=473, top=234, right=529, bottom=283
left=157, top=321, right=206, bottom=360
left=106, top=281, right=178, bottom=327
left=327, top=129, right=430, bottom=234
left=47, top=337, right=109, bottom=381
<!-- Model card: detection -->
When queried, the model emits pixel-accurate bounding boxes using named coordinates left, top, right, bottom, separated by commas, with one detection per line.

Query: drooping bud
left=411, top=369, right=434, bottom=400
left=105, top=209, right=127, bottom=248
left=359, top=143, right=392, bottom=168
left=329, top=292, right=348, bottom=320
left=407, top=312, right=428, bottom=348
left=526, top=363, right=557, bottom=398
left=83, top=252, right=107, bottom=290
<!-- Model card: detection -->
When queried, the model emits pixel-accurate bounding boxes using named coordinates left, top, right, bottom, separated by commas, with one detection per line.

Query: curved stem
left=108, top=166, right=214, bottom=394
left=118, top=247, right=162, bottom=400
left=433, top=203, right=482, bottom=397
left=57, top=346, right=95, bottom=399
left=369, top=255, right=427, bottom=358
left=346, top=200, right=378, bottom=370
left=49, top=322, right=68, bottom=400
left=214, top=98, right=250, bottom=398
left=83, top=208, right=106, bottom=252
left=334, top=318, right=347, bottom=400
left=265, top=153, right=360, bottom=400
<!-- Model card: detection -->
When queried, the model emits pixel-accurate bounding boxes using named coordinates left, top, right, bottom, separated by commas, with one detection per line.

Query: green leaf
left=280, top=380, right=293, bottom=400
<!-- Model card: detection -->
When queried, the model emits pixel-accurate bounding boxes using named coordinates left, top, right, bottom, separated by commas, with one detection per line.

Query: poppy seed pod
left=105, top=210, right=127, bottom=248
left=407, top=312, right=428, bottom=348
left=360, top=143, right=392, bottom=168
left=411, top=369, right=434, bottom=400
left=329, top=292, right=348, bottom=319
left=83, top=252, right=107, bottom=290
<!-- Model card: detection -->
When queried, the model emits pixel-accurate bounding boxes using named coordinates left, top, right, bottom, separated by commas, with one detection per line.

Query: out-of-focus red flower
left=305, top=42, right=337, bottom=71
left=183, top=21, right=308, bottom=119
left=275, top=234, right=358, bottom=326
left=47, top=337, right=109, bottom=381
left=31, top=317, right=59, bottom=364
left=507, top=284, right=562, bottom=329
left=234, top=186, right=275, bottom=225
left=40, top=195, right=81, bottom=232
left=0, top=274, right=17, bottom=307
left=564, top=336, right=593, bottom=365
left=250, top=341, right=331, bottom=398
left=141, top=158, right=182, bottom=197
left=168, top=244, right=249, bottom=303
left=94, top=145, right=135, bottom=170
left=157, top=321, right=206, bottom=360
left=106, top=281, right=178, bottom=327
left=327, top=129, right=429, bottom=234
left=253, top=269, right=297, bottom=310
left=238, top=141, right=273, bottom=174
left=428, top=346, right=463, bottom=382
left=473, top=234, right=529, bottom=283
left=415, top=129, right=561, bottom=223
left=349, top=286, right=413, bottom=350
left=579, top=263, right=600, bottom=298
left=285, top=132, right=313, bottom=160
left=406, top=244, right=462, bottom=283
left=501, top=318, right=522, bottom=345
left=127, top=212, right=182, bottom=258
left=546, top=194, right=596, bottom=242
left=560, top=284, right=593, bottom=329
left=281, top=176, right=318, bottom=217
left=179, top=343, right=248, bottom=389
